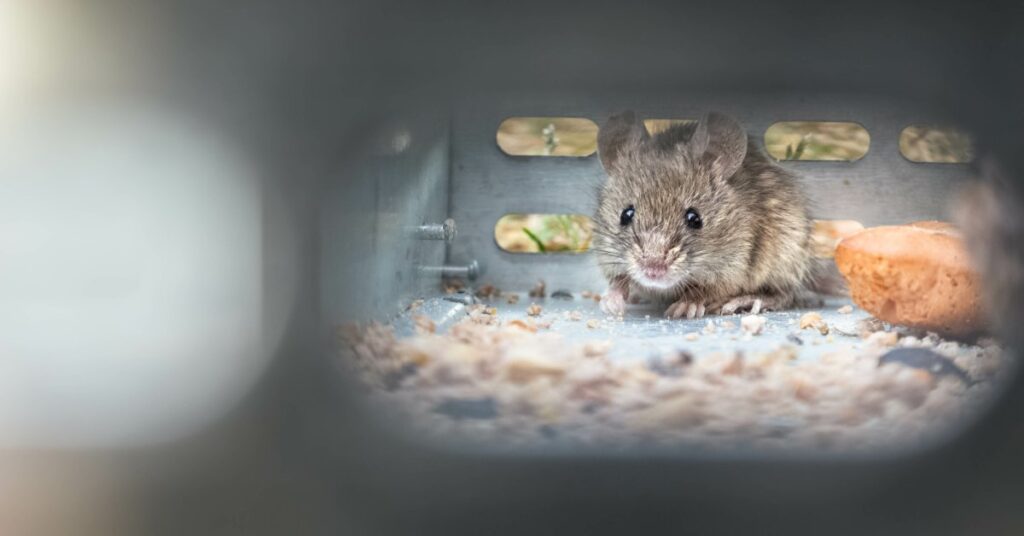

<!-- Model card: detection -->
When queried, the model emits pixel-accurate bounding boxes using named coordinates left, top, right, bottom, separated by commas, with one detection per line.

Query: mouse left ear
left=690, top=112, right=747, bottom=180
left=598, top=111, right=649, bottom=172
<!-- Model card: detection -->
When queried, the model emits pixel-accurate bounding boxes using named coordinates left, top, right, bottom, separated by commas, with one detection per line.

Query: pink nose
left=642, top=263, right=668, bottom=280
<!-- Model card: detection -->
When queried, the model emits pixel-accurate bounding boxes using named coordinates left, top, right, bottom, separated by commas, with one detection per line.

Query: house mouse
left=593, top=111, right=818, bottom=318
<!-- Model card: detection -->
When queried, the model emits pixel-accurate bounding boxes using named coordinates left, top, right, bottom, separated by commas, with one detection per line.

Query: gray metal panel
left=449, top=91, right=975, bottom=291
left=321, top=116, right=450, bottom=324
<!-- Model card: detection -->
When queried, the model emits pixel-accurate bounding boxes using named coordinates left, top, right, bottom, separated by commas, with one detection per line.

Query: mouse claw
left=664, top=300, right=684, bottom=319
left=719, top=294, right=793, bottom=315
left=600, top=289, right=627, bottom=317
left=665, top=299, right=706, bottom=320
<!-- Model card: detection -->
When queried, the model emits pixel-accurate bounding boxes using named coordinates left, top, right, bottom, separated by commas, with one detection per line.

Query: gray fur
left=593, top=111, right=813, bottom=313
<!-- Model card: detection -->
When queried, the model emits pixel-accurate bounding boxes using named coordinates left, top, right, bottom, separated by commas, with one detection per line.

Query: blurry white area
left=0, top=103, right=268, bottom=447
left=0, top=0, right=38, bottom=104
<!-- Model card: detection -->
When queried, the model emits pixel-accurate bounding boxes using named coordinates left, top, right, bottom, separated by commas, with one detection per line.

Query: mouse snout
left=632, top=232, right=681, bottom=286
left=639, top=260, right=669, bottom=280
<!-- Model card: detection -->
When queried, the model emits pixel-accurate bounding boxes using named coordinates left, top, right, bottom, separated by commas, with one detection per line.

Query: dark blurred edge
left=17, top=0, right=1024, bottom=534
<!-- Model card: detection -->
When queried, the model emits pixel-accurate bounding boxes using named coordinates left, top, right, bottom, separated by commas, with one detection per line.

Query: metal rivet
left=411, top=218, right=457, bottom=242
left=418, top=259, right=479, bottom=281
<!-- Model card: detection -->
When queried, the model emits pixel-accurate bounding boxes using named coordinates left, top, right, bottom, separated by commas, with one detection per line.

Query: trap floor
left=397, top=291, right=871, bottom=361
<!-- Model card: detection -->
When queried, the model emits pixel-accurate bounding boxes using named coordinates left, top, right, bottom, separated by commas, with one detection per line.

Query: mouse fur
left=593, top=111, right=814, bottom=318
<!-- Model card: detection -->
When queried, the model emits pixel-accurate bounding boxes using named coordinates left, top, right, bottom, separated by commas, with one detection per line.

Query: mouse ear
left=690, top=112, right=747, bottom=180
left=598, top=111, right=649, bottom=172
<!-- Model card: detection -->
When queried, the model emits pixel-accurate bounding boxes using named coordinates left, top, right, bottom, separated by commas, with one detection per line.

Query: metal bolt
left=418, top=259, right=479, bottom=281
left=411, top=218, right=457, bottom=242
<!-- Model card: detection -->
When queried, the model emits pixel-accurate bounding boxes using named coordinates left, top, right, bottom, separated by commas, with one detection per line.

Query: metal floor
left=397, top=290, right=872, bottom=362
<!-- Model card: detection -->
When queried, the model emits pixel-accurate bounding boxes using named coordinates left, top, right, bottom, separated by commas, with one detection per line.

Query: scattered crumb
left=837, top=305, right=854, bottom=314
left=412, top=315, right=435, bottom=334
left=475, top=284, right=501, bottom=299
left=529, top=280, right=546, bottom=298
left=799, top=312, right=829, bottom=335
left=339, top=289, right=1009, bottom=452
left=566, top=310, right=583, bottom=322
left=857, top=317, right=886, bottom=337
left=581, top=290, right=593, bottom=299
left=866, top=330, right=899, bottom=347
left=741, top=315, right=766, bottom=335
left=722, top=354, right=744, bottom=375
left=442, top=278, right=465, bottom=294
left=505, top=355, right=567, bottom=384
left=583, top=340, right=612, bottom=357
left=527, top=303, right=543, bottom=317
left=506, top=319, right=537, bottom=332
left=504, top=293, right=520, bottom=304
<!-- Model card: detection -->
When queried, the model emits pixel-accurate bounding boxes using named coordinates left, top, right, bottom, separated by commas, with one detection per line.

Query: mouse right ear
left=598, top=111, right=649, bottom=172
left=690, top=112, right=747, bottom=180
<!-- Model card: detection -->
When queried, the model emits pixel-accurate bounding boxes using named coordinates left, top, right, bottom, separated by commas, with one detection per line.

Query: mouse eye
left=685, top=207, right=702, bottom=229
left=620, top=205, right=635, bottom=226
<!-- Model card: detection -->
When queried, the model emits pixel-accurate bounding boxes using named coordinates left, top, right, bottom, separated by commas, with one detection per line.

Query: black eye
left=685, top=208, right=702, bottom=229
left=620, top=205, right=635, bottom=226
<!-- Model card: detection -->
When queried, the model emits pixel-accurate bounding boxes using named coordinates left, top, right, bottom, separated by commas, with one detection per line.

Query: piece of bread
left=810, top=219, right=865, bottom=258
left=835, top=221, right=985, bottom=336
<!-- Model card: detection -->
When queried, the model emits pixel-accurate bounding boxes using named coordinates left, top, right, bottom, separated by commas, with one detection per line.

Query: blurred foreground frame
left=3, top=0, right=1024, bottom=535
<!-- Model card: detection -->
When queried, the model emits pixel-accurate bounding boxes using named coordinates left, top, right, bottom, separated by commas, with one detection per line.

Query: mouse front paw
left=600, top=288, right=627, bottom=316
left=665, top=299, right=706, bottom=319
left=716, top=293, right=795, bottom=315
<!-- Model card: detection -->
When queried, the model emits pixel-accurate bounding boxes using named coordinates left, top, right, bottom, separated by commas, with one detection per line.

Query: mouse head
left=594, top=111, right=751, bottom=291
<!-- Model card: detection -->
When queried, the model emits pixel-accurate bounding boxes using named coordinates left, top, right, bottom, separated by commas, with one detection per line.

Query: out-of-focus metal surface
left=4, top=0, right=1024, bottom=535
left=320, top=115, right=451, bottom=324
left=449, top=92, right=974, bottom=290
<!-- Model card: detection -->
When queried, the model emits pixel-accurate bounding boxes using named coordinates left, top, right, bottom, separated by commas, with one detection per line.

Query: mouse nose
left=641, top=261, right=668, bottom=280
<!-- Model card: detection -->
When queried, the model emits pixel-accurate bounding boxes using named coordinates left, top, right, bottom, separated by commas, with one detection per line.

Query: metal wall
left=321, top=115, right=451, bottom=324
left=449, top=91, right=974, bottom=291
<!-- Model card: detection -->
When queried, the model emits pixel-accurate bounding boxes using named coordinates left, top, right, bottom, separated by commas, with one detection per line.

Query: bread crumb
left=685, top=332, right=699, bottom=341
left=866, top=330, right=899, bottom=347
left=720, top=320, right=736, bottom=330
left=506, top=319, right=537, bottom=332
left=503, top=292, right=520, bottom=304
left=567, top=310, right=583, bottom=321
left=837, top=305, right=853, bottom=314
left=526, top=303, right=543, bottom=317
left=702, top=320, right=717, bottom=335
left=722, top=354, right=744, bottom=375
left=504, top=355, right=566, bottom=384
left=799, top=312, right=829, bottom=335
left=586, top=319, right=600, bottom=329
left=583, top=340, right=612, bottom=357
left=529, top=280, right=546, bottom=298
left=412, top=315, right=435, bottom=334
left=442, top=278, right=465, bottom=294
left=741, top=315, right=766, bottom=335
left=475, top=284, right=500, bottom=299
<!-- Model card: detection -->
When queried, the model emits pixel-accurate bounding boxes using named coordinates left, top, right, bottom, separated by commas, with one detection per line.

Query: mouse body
left=593, top=111, right=813, bottom=318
